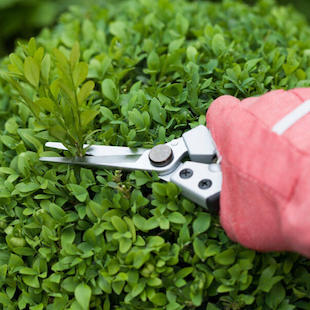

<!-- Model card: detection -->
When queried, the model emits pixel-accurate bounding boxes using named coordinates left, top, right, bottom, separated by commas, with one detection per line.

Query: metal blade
left=40, top=137, right=188, bottom=175
left=39, top=155, right=141, bottom=170
left=45, top=142, right=147, bottom=157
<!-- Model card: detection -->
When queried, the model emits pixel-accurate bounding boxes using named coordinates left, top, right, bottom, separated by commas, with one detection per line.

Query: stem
left=69, top=66, right=83, bottom=152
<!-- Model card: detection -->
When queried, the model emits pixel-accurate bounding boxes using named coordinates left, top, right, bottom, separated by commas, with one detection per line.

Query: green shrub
left=1, top=0, right=310, bottom=309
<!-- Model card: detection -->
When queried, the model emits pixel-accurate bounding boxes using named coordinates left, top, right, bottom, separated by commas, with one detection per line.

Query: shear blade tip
left=39, top=157, right=49, bottom=161
left=39, top=157, right=65, bottom=163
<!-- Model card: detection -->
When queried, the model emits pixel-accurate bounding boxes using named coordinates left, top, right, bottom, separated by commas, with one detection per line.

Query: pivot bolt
left=198, top=179, right=212, bottom=189
left=179, top=168, right=193, bottom=179
left=149, top=144, right=173, bottom=167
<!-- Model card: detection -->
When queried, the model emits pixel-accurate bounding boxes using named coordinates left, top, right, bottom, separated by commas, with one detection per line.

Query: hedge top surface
left=1, top=0, right=310, bottom=309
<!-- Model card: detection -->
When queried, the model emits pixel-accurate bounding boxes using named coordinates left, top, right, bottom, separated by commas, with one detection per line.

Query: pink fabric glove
left=206, top=88, right=310, bottom=257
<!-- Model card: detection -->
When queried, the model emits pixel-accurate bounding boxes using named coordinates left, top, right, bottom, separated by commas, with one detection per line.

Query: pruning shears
left=40, top=125, right=222, bottom=213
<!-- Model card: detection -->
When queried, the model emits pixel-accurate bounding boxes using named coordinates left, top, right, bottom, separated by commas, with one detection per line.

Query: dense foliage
left=1, top=0, right=310, bottom=57
left=1, top=0, right=310, bottom=309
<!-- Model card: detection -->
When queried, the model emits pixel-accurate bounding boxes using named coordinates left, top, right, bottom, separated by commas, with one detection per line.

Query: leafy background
left=1, top=0, right=310, bottom=309
left=1, top=0, right=310, bottom=57
left=0, top=0, right=84, bottom=57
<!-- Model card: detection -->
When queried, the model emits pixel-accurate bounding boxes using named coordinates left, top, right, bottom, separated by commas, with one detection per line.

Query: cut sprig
left=5, top=38, right=99, bottom=157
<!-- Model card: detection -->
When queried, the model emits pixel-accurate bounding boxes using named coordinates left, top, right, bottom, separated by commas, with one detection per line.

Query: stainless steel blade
left=45, top=142, right=147, bottom=157
left=40, top=137, right=188, bottom=175
left=39, top=155, right=140, bottom=169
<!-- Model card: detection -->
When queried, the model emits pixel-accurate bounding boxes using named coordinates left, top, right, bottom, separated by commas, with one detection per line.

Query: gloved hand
left=206, top=88, right=310, bottom=258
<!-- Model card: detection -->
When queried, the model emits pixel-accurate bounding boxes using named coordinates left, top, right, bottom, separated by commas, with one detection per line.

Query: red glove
left=206, top=88, right=310, bottom=257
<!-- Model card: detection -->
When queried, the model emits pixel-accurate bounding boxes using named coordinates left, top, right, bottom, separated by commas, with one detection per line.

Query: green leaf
left=176, top=13, right=189, bottom=35
left=128, top=108, right=145, bottom=130
left=67, top=184, right=89, bottom=202
left=112, top=280, right=125, bottom=295
left=133, top=214, right=157, bottom=232
left=41, top=54, right=51, bottom=82
left=206, top=303, right=220, bottom=310
left=192, top=212, right=211, bottom=235
left=75, top=283, right=91, bottom=310
left=0, top=189, right=10, bottom=198
left=49, top=125, right=67, bottom=141
left=150, top=98, right=166, bottom=125
left=168, top=212, right=186, bottom=224
left=1, top=135, right=17, bottom=149
left=147, top=277, right=162, bottom=287
left=61, top=228, right=76, bottom=247
left=119, top=238, right=132, bottom=253
left=15, top=182, right=40, bottom=193
left=178, top=224, right=190, bottom=245
left=27, top=37, right=37, bottom=56
left=166, top=182, right=179, bottom=199
left=0, top=293, right=11, bottom=307
left=134, top=171, right=152, bottom=186
left=124, top=217, right=136, bottom=242
left=211, top=33, right=226, bottom=55
left=53, top=48, right=68, bottom=71
left=244, top=58, right=261, bottom=72
left=23, top=275, right=40, bottom=288
left=149, top=293, right=167, bottom=306
left=152, top=183, right=166, bottom=197
left=5, top=117, right=18, bottom=134
left=34, top=47, right=44, bottom=64
left=87, top=200, right=105, bottom=218
left=0, top=167, right=16, bottom=175
left=186, top=46, right=198, bottom=62
left=205, top=244, right=221, bottom=257
left=73, top=62, right=88, bottom=87
left=147, top=236, right=165, bottom=248
left=266, top=283, right=285, bottom=309
left=80, top=168, right=95, bottom=186
left=101, top=79, right=118, bottom=102
left=30, top=304, right=44, bottom=310
left=110, top=21, right=126, bottom=39
left=9, top=53, right=23, bottom=73
left=131, top=282, right=145, bottom=298
left=18, top=129, right=42, bottom=151
left=70, top=42, right=80, bottom=69
left=81, top=110, right=99, bottom=128
left=193, top=237, right=207, bottom=261
left=147, top=51, right=160, bottom=71
left=238, top=294, right=255, bottom=306
left=258, top=265, right=283, bottom=293
left=100, top=106, right=114, bottom=121
left=191, top=291, right=203, bottom=306
left=158, top=216, right=169, bottom=230
left=111, top=216, right=128, bottom=233
left=19, top=267, right=37, bottom=275
left=78, top=81, right=95, bottom=104
left=168, top=38, right=184, bottom=52
left=176, top=267, right=193, bottom=279
left=24, top=56, right=40, bottom=87
left=49, top=203, right=66, bottom=222
left=35, top=97, right=55, bottom=112
left=214, top=248, right=236, bottom=265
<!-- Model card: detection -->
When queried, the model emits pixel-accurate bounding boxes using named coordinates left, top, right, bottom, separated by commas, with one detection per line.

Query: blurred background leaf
left=0, top=0, right=83, bottom=57
left=279, top=0, right=310, bottom=18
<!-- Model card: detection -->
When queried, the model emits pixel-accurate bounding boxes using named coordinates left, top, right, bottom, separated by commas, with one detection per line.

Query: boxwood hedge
left=1, top=0, right=310, bottom=309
